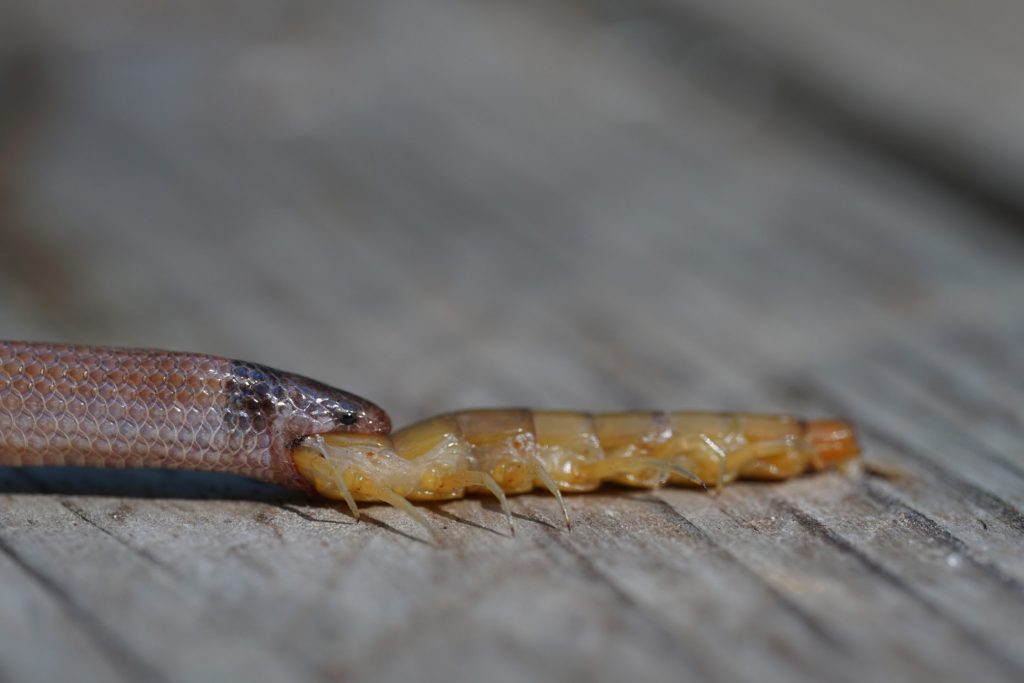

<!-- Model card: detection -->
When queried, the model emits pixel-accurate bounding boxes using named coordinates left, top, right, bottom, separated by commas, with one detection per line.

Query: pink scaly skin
left=0, top=341, right=390, bottom=492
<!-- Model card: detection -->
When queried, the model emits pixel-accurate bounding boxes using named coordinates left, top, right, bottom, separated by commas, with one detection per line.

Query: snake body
left=0, top=341, right=389, bottom=492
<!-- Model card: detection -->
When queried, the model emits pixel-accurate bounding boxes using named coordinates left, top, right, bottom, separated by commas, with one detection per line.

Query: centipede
left=0, top=341, right=860, bottom=537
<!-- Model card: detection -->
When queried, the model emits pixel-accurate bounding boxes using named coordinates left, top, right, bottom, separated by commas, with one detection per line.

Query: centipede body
left=291, top=408, right=859, bottom=534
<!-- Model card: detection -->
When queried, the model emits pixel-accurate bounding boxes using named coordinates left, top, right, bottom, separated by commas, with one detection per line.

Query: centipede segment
left=291, top=409, right=861, bottom=535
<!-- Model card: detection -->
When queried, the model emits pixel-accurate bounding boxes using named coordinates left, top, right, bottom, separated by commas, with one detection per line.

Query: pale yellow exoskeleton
left=292, top=409, right=860, bottom=539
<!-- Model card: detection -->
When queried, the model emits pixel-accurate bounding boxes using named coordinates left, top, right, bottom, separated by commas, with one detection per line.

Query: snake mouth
left=804, top=419, right=860, bottom=465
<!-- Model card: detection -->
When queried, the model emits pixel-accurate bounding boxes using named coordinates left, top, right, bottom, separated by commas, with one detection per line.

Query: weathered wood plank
left=0, top=1, right=1022, bottom=682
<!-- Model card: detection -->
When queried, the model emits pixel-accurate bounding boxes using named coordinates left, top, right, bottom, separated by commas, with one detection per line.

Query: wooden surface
left=1, top=2, right=1023, bottom=682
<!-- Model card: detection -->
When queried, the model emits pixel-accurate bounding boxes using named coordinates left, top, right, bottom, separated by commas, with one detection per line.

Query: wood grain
left=0, top=1, right=1021, bottom=682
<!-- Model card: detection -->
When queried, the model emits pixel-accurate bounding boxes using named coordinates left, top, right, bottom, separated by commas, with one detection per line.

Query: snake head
left=224, top=361, right=390, bottom=491
left=280, top=374, right=391, bottom=442
left=226, top=360, right=390, bottom=443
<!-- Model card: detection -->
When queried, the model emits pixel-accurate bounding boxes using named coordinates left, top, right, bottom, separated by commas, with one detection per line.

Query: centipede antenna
left=699, top=434, right=728, bottom=494
left=332, top=469, right=361, bottom=520
left=533, top=465, right=572, bottom=531
left=362, top=481, right=439, bottom=542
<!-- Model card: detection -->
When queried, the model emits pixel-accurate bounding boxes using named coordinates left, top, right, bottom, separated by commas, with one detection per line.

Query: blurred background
left=1, top=2, right=1022, bottom=682
left=2, top=0, right=1021, bottom=424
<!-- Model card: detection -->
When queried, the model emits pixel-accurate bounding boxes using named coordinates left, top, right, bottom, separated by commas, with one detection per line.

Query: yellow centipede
left=294, top=409, right=860, bottom=536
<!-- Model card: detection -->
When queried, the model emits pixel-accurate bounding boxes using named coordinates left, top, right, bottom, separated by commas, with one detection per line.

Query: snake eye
left=337, top=411, right=358, bottom=426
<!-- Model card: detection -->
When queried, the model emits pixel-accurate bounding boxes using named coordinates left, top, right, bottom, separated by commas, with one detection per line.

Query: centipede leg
left=532, top=462, right=572, bottom=531
left=698, top=434, right=729, bottom=493
left=331, top=468, right=361, bottom=520
left=353, top=474, right=439, bottom=542
left=443, top=471, right=516, bottom=536
left=583, top=457, right=704, bottom=489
